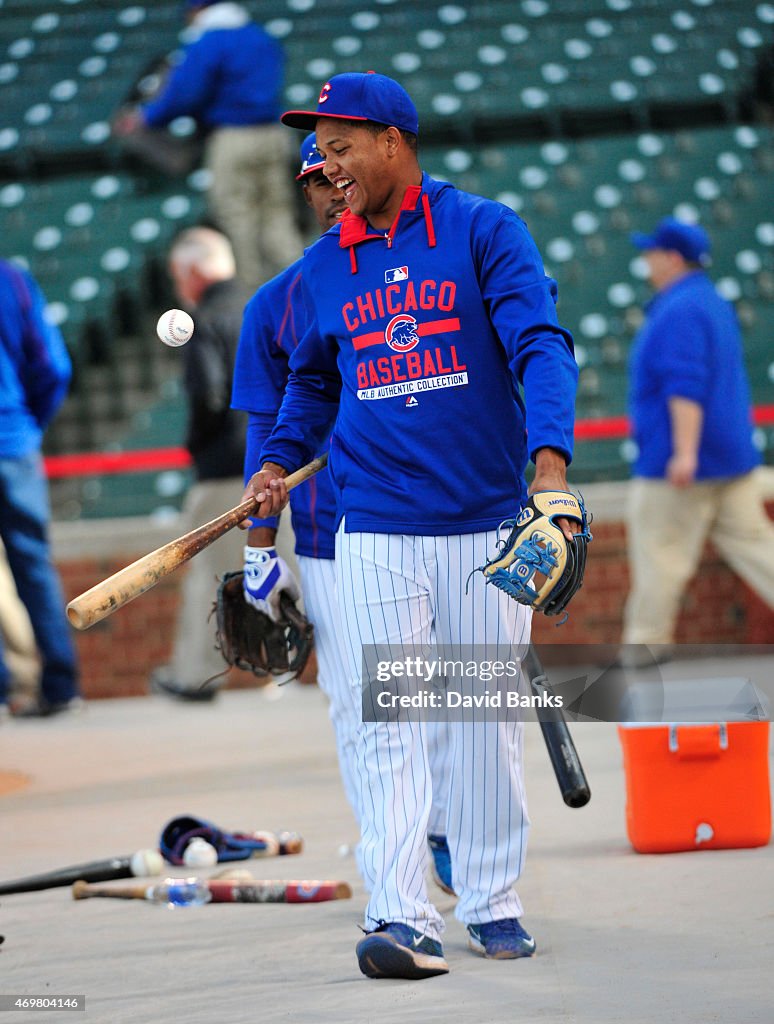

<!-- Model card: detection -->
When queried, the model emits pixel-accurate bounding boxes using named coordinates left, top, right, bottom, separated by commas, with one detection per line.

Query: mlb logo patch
left=385, top=266, right=409, bottom=284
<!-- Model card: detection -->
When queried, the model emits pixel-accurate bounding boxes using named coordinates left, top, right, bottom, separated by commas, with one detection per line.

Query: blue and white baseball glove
left=477, top=491, right=591, bottom=617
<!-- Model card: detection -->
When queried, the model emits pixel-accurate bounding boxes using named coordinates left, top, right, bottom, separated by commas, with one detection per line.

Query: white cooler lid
left=618, top=677, right=769, bottom=725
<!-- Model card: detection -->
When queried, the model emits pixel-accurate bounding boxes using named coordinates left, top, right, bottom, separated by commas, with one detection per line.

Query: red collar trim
left=338, top=184, right=424, bottom=249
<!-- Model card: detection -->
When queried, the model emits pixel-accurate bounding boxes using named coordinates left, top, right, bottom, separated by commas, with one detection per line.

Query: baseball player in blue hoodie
left=232, top=134, right=455, bottom=892
left=242, top=73, right=579, bottom=980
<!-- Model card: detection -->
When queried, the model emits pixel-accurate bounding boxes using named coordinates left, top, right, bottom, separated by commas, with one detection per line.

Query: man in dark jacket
left=0, top=260, right=81, bottom=718
left=151, top=228, right=249, bottom=699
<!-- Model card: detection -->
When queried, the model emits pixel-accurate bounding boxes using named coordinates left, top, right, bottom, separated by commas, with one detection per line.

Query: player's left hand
left=530, top=447, right=578, bottom=540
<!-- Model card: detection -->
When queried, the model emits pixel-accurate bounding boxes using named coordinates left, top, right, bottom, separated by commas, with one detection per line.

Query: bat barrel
left=0, top=856, right=133, bottom=895
left=66, top=453, right=328, bottom=631
left=65, top=497, right=259, bottom=630
left=206, top=879, right=352, bottom=903
left=524, top=649, right=591, bottom=810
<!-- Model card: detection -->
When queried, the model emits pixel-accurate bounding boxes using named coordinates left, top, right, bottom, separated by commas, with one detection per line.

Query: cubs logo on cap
left=296, top=133, right=325, bottom=180
left=282, top=72, right=419, bottom=136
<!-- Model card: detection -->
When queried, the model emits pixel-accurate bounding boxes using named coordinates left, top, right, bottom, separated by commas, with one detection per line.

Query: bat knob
left=564, top=785, right=591, bottom=808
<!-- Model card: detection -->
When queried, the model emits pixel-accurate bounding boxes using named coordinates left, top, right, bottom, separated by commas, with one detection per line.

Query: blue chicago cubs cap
left=296, top=133, right=325, bottom=180
left=631, top=217, right=712, bottom=266
left=281, top=72, right=419, bottom=136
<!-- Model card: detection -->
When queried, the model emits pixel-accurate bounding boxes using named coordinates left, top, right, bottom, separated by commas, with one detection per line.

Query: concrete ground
left=0, top=666, right=771, bottom=1024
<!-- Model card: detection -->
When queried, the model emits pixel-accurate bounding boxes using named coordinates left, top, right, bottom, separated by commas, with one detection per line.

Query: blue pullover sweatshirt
left=143, top=23, right=284, bottom=129
left=628, top=271, right=759, bottom=479
left=0, top=261, right=71, bottom=458
left=232, top=260, right=337, bottom=559
left=261, top=174, right=578, bottom=535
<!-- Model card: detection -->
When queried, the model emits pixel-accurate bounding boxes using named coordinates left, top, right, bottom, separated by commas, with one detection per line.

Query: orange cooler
left=618, top=678, right=771, bottom=854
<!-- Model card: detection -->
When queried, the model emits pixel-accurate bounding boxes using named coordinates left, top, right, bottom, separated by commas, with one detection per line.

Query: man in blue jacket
left=0, top=261, right=81, bottom=718
left=116, top=1, right=302, bottom=288
left=242, top=73, right=579, bottom=979
left=623, top=217, right=774, bottom=652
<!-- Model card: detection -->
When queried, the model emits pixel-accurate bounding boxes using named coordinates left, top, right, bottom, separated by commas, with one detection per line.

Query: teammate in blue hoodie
left=242, top=74, right=579, bottom=980
left=623, top=217, right=774, bottom=651
left=231, top=135, right=355, bottom=806
left=232, top=134, right=455, bottom=892
left=116, top=1, right=302, bottom=287
left=0, top=260, right=80, bottom=717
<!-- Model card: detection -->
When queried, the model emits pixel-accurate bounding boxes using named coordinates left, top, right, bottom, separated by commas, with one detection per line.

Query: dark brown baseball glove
left=214, top=571, right=314, bottom=680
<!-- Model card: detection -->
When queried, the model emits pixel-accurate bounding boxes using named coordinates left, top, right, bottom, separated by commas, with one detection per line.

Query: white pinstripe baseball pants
left=297, top=555, right=361, bottom=820
left=297, top=555, right=452, bottom=841
left=336, top=525, right=532, bottom=940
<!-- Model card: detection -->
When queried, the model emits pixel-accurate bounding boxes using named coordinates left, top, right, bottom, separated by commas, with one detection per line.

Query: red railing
left=43, top=406, right=774, bottom=479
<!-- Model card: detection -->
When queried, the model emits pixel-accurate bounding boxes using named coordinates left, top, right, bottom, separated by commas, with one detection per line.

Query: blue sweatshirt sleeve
left=231, top=286, right=291, bottom=419
left=260, top=278, right=341, bottom=472
left=20, top=271, right=72, bottom=429
left=142, top=37, right=219, bottom=127
left=244, top=413, right=280, bottom=531
left=473, top=210, right=578, bottom=464
left=658, top=303, right=712, bottom=404
left=232, top=282, right=300, bottom=530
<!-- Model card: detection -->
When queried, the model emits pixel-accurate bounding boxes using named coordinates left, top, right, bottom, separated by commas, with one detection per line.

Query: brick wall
left=530, top=516, right=774, bottom=648
left=59, top=558, right=277, bottom=699
left=54, top=489, right=774, bottom=700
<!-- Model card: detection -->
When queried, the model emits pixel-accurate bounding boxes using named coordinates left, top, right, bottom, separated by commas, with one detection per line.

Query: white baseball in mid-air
left=156, top=308, right=194, bottom=347
left=182, top=838, right=219, bottom=868
left=130, top=848, right=164, bottom=877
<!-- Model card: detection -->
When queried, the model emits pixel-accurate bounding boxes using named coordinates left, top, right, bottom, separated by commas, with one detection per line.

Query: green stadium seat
left=3, top=1, right=772, bottom=501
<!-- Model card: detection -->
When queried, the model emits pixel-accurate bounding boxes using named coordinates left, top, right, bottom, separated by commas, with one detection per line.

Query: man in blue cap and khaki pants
left=623, top=216, right=774, bottom=656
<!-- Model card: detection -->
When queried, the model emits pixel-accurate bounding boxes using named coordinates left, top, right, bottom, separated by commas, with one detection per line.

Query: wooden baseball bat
left=72, top=880, right=149, bottom=901
left=72, top=879, right=353, bottom=903
left=66, top=454, right=328, bottom=630
left=207, top=879, right=352, bottom=903
left=0, top=851, right=162, bottom=896
left=523, top=646, right=591, bottom=809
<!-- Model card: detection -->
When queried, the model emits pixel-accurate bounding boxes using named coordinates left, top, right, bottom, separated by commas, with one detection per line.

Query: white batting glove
left=243, top=546, right=300, bottom=623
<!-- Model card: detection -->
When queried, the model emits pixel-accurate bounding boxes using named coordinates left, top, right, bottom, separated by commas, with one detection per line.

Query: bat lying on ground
left=72, top=879, right=353, bottom=903
left=66, top=454, right=328, bottom=630
left=208, top=879, right=352, bottom=903
left=523, top=646, right=591, bottom=809
left=0, top=850, right=163, bottom=896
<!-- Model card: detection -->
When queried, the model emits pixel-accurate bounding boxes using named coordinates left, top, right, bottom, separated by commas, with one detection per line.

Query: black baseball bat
left=0, top=851, right=162, bottom=895
left=523, top=646, right=591, bottom=808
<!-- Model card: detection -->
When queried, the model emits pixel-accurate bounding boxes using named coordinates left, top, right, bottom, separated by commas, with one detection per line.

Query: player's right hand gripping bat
left=66, top=454, right=328, bottom=630
left=72, top=879, right=353, bottom=903
left=523, top=646, right=591, bottom=808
